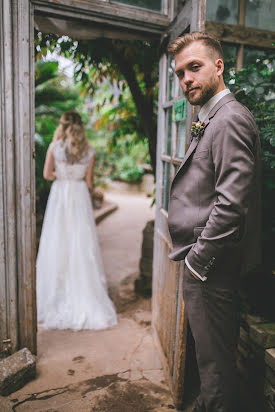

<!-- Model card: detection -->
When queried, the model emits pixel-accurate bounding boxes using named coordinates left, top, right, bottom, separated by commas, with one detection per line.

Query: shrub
left=228, top=54, right=275, bottom=319
left=115, top=155, right=144, bottom=183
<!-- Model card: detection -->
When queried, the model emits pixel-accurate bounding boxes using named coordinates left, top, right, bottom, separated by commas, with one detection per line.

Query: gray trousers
left=183, top=263, right=240, bottom=412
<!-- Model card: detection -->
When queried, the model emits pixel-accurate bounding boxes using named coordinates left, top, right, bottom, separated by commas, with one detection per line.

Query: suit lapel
left=177, top=138, right=198, bottom=173
left=207, top=92, right=236, bottom=120
left=174, top=116, right=210, bottom=177
left=174, top=93, right=236, bottom=179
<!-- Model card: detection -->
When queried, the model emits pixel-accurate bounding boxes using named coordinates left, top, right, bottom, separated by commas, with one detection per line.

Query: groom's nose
left=183, top=71, right=194, bottom=87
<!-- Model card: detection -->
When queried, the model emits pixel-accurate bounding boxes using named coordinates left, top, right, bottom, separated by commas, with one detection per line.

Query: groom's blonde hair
left=168, top=32, right=223, bottom=60
left=54, top=111, right=89, bottom=162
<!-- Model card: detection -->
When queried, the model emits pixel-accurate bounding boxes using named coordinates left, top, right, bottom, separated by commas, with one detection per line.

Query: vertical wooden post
left=0, top=0, right=19, bottom=356
left=237, top=0, right=246, bottom=70
left=14, top=0, right=36, bottom=354
left=0, top=0, right=36, bottom=355
left=195, top=0, right=207, bottom=32
left=239, top=0, right=246, bottom=26
left=236, top=45, right=244, bottom=71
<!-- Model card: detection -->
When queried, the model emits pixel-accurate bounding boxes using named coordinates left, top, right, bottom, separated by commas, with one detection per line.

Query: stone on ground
left=0, top=348, right=36, bottom=396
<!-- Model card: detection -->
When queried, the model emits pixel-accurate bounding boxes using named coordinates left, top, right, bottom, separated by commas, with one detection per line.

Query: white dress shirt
left=185, top=88, right=231, bottom=281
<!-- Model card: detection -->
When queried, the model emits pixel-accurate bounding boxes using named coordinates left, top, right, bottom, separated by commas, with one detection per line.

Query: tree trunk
left=111, top=43, right=157, bottom=176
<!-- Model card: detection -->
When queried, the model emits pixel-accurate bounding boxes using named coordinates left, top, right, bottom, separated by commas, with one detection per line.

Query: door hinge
left=2, top=339, right=12, bottom=356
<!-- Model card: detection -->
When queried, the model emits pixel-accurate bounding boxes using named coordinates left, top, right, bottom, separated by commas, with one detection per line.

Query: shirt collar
left=198, top=89, right=231, bottom=123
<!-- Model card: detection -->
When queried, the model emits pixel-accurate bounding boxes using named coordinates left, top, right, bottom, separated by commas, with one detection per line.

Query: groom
left=167, top=32, right=261, bottom=412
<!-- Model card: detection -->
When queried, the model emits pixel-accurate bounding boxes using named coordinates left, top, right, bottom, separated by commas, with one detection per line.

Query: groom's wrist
left=185, top=256, right=207, bottom=282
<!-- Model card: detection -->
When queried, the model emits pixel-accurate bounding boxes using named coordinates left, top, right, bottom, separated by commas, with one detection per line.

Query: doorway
left=0, top=0, right=201, bottom=408
left=33, top=17, right=162, bottom=408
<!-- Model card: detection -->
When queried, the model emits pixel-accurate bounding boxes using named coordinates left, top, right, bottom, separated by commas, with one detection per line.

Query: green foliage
left=93, top=80, right=145, bottom=146
left=35, top=59, right=87, bottom=223
left=34, top=31, right=159, bottom=173
left=226, top=53, right=275, bottom=319
left=88, top=73, right=150, bottom=185
left=115, top=156, right=144, bottom=183
left=35, top=60, right=59, bottom=86
left=227, top=54, right=275, bottom=271
left=89, top=126, right=149, bottom=186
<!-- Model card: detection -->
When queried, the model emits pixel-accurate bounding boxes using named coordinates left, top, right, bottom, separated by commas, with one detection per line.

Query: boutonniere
left=191, top=120, right=205, bottom=142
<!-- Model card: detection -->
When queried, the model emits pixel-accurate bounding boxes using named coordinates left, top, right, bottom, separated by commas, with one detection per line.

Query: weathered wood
left=154, top=53, right=167, bottom=212
left=153, top=230, right=187, bottom=407
left=33, top=0, right=171, bottom=36
left=19, top=0, right=37, bottom=354
left=190, top=0, right=206, bottom=32
left=3, top=0, right=36, bottom=354
left=168, top=0, right=192, bottom=42
left=196, top=0, right=206, bottom=32
left=205, top=21, right=275, bottom=49
left=167, top=0, right=177, bottom=20
left=237, top=44, right=244, bottom=71
left=172, top=262, right=188, bottom=409
left=34, top=15, right=157, bottom=40
left=0, top=0, right=19, bottom=357
left=239, top=0, right=246, bottom=26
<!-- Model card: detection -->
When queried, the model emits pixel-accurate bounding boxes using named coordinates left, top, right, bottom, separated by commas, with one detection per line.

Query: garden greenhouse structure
left=0, top=0, right=274, bottom=408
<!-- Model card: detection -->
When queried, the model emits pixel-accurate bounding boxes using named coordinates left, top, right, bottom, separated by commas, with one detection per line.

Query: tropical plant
left=227, top=54, right=275, bottom=319
left=35, top=32, right=159, bottom=174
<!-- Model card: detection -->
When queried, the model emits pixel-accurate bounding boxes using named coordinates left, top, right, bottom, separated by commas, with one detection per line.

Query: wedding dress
left=36, top=140, right=117, bottom=330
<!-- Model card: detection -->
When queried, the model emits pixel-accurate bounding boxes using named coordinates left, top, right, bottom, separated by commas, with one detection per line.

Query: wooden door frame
left=0, top=0, right=177, bottom=356
left=0, top=0, right=36, bottom=356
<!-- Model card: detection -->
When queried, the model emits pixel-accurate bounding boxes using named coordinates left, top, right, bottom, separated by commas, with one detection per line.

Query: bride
left=36, top=111, right=117, bottom=330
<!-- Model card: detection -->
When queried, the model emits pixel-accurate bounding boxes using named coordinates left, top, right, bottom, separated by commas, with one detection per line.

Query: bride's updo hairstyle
left=53, top=111, right=89, bottom=162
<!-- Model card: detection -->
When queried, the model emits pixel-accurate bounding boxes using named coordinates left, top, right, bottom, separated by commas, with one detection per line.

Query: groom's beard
left=185, top=76, right=219, bottom=106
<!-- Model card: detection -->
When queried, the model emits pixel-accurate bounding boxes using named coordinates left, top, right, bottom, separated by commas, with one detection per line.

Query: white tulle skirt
left=36, top=180, right=117, bottom=330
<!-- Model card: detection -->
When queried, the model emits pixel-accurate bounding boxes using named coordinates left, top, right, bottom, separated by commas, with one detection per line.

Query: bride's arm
left=86, top=154, right=95, bottom=192
left=43, top=147, right=56, bottom=181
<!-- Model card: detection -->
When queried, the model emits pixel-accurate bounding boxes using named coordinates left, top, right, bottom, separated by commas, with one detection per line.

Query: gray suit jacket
left=168, top=93, right=261, bottom=278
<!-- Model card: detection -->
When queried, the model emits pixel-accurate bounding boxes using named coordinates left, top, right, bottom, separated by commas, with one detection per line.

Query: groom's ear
left=215, top=58, right=224, bottom=76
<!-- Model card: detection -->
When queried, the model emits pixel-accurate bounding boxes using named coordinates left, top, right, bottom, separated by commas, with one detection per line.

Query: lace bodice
left=50, top=141, right=94, bottom=181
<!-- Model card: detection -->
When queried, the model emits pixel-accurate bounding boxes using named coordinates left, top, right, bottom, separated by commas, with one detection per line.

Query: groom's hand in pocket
left=189, top=270, right=201, bottom=280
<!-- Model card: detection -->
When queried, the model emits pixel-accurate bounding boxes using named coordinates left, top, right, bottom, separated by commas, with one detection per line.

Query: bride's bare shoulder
left=88, top=144, right=95, bottom=158
left=49, top=140, right=62, bottom=151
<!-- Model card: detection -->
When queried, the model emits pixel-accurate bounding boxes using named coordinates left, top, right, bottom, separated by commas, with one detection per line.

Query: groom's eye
left=176, top=70, right=184, bottom=79
left=192, top=64, right=200, bottom=71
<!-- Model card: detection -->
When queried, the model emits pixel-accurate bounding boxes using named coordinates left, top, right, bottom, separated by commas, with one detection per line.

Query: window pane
left=178, top=80, right=184, bottom=97
left=164, top=107, right=173, bottom=156
left=222, top=43, right=237, bottom=66
left=222, top=43, right=237, bottom=84
left=167, top=57, right=175, bottom=101
left=206, top=0, right=239, bottom=24
left=243, top=47, right=267, bottom=66
left=246, top=0, right=275, bottom=31
left=114, top=0, right=162, bottom=12
left=176, top=119, right=186, bottom=159
left=162, top=161, right=171, bottom=211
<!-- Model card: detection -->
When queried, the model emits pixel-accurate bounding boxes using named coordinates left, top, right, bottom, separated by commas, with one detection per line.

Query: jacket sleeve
left=186, top=111, right=258, bottom=278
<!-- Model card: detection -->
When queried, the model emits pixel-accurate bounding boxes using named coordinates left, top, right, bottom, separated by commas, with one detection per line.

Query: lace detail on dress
left=50, top=141, right=94, bottom=181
